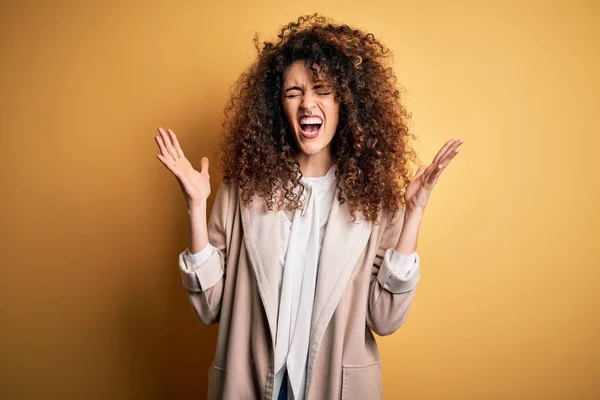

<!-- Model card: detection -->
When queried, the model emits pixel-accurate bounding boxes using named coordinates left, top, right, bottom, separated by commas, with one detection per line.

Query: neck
left=295, top=149, right=334, bottom=177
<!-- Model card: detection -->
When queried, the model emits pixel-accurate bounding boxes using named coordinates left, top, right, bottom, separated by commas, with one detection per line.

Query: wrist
left=187, top=201, right=207, bottom=215
left=395, top=208, right=423, bottom=256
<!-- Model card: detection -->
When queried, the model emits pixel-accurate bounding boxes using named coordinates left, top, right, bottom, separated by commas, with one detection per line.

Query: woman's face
left=281, top=60, right=339, bottom=161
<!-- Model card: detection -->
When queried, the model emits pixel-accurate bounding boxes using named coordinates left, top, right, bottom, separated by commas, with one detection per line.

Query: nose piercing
left=305, top=107, right=313, bottom=115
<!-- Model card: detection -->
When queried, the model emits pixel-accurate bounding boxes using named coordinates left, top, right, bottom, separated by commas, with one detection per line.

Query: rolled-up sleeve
left=376, top=248, right=420, bottom=293
left=179, top=243, right=224, bottom=292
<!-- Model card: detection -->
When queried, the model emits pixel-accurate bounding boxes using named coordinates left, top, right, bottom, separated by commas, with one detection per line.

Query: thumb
left=412, top=165, right=427, bottom=180
left=200, top=157, right=210, bottom=175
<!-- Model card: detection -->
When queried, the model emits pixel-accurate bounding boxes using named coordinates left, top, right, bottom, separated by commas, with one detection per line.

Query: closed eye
left=286, top=92, right=331, bottom=98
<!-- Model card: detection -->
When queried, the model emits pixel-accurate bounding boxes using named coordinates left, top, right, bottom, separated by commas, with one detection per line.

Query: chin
left=301, top=144, right=325, bottom=154
left=294, top=137, right=324, bottom=154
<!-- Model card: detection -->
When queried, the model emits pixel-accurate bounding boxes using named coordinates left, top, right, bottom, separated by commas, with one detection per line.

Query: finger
left=420, top=163, right=437, bottom=184
left=428, top=173, right=441, bottom=188
left=422, top=164, right=436, bottom=181
left=422, top=167, right=441, bottom=190
left=157, top=154, right=178, bottom=176
left=428, top=164, right=445, bottom=186
left=412, top=165, right=427, bottom=180
left=168, top=129, right=185, bottom=158
left=435, top=140, right=462, bottom=169
left=439, top=146, right=461, bottom=167
left=159, top=127, right=179, bottom=159
left=155, top=135, right=175, bottom=162
left=158, top=127, right=179, bottom=160
left=428, top=148, right=459, bottom=186
left=432, top=139, right=461, bottom=167
left=429, top=142, right=461, bottom=182
left=426, top=141, right=463, bottom=187
left=200, top=157, right=210, bottom=176
left=431, top=139, right=456, bottom=166
left=440, top=140, right=463, bottom=163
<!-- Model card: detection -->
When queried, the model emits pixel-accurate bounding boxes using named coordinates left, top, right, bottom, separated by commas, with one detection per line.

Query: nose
left=300, top=92, right=316, bottom=112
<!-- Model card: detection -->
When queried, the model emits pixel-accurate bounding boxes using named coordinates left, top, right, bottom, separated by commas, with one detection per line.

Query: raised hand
left=404, top=138, right=463, bottom=214
left=154, top=127, right=211, bottom=207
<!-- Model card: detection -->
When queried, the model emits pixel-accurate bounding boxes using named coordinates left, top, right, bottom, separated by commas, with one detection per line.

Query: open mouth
left=299, top=116, right=323, bottom=139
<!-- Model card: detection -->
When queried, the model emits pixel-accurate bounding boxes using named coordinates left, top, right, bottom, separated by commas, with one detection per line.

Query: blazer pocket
left=341, top=361, right=383, bottom=400
left=207, top=363, right=226, bottom=399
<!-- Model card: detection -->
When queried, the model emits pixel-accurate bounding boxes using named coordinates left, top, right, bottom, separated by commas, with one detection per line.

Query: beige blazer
left=178, top=180, right=420, bottom=399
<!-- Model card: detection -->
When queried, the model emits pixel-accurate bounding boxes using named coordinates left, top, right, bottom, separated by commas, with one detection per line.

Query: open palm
left=404, top=139, right=463, bottom=214
left=154, top=127, right=211, bottom=206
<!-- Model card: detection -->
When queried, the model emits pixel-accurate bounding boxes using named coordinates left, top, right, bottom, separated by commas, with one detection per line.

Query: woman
left=155, top=14, right=462, bottom=400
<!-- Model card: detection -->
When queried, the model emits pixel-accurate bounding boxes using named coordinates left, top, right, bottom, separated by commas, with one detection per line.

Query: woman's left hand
left=404, top=138, right=463, bottom=215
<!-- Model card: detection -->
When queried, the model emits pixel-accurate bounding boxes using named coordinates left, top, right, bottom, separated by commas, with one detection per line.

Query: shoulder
left=210, top=179, right=240, bottom=217
left=215, top=178, right=240, bottom=199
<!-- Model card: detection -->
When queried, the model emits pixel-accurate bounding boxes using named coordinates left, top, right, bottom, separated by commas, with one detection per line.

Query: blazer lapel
left=306, top=186, right=373, bottom=393
left=241, top=194, right=282, bottom=349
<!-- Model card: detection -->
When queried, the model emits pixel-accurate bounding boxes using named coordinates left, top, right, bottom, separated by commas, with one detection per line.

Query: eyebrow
left=284, top=84, right=329, bottom=93
left=284, top=86, right=303, bottom=93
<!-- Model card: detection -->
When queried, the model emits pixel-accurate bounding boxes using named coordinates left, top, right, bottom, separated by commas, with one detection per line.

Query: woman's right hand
left=155, top=127, right=211, bottom=207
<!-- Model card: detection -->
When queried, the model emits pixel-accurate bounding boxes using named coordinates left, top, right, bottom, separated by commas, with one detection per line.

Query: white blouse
left=182, top=164, right=419, bottom=400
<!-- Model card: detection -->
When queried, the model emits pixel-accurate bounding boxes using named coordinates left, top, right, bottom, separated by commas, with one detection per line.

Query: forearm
left=394, top=209, right=423, bottom=256
left=368, top=207, right=422, bottom=336
left=188, top=201, right=209, bottom=254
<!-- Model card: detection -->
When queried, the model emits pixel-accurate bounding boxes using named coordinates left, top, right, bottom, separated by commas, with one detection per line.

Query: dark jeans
left=277, top=369, right=289, bottom=400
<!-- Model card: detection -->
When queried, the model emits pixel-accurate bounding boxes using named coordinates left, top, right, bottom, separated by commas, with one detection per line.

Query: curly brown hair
left=217, top=13, right=419, bottom=223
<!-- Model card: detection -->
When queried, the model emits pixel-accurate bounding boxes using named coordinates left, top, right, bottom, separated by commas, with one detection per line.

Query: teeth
left=299, top=117, right=323, bottom=125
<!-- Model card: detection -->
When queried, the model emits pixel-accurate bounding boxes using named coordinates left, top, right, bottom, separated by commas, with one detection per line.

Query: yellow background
left=1, top=1, right=598, bottom=399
